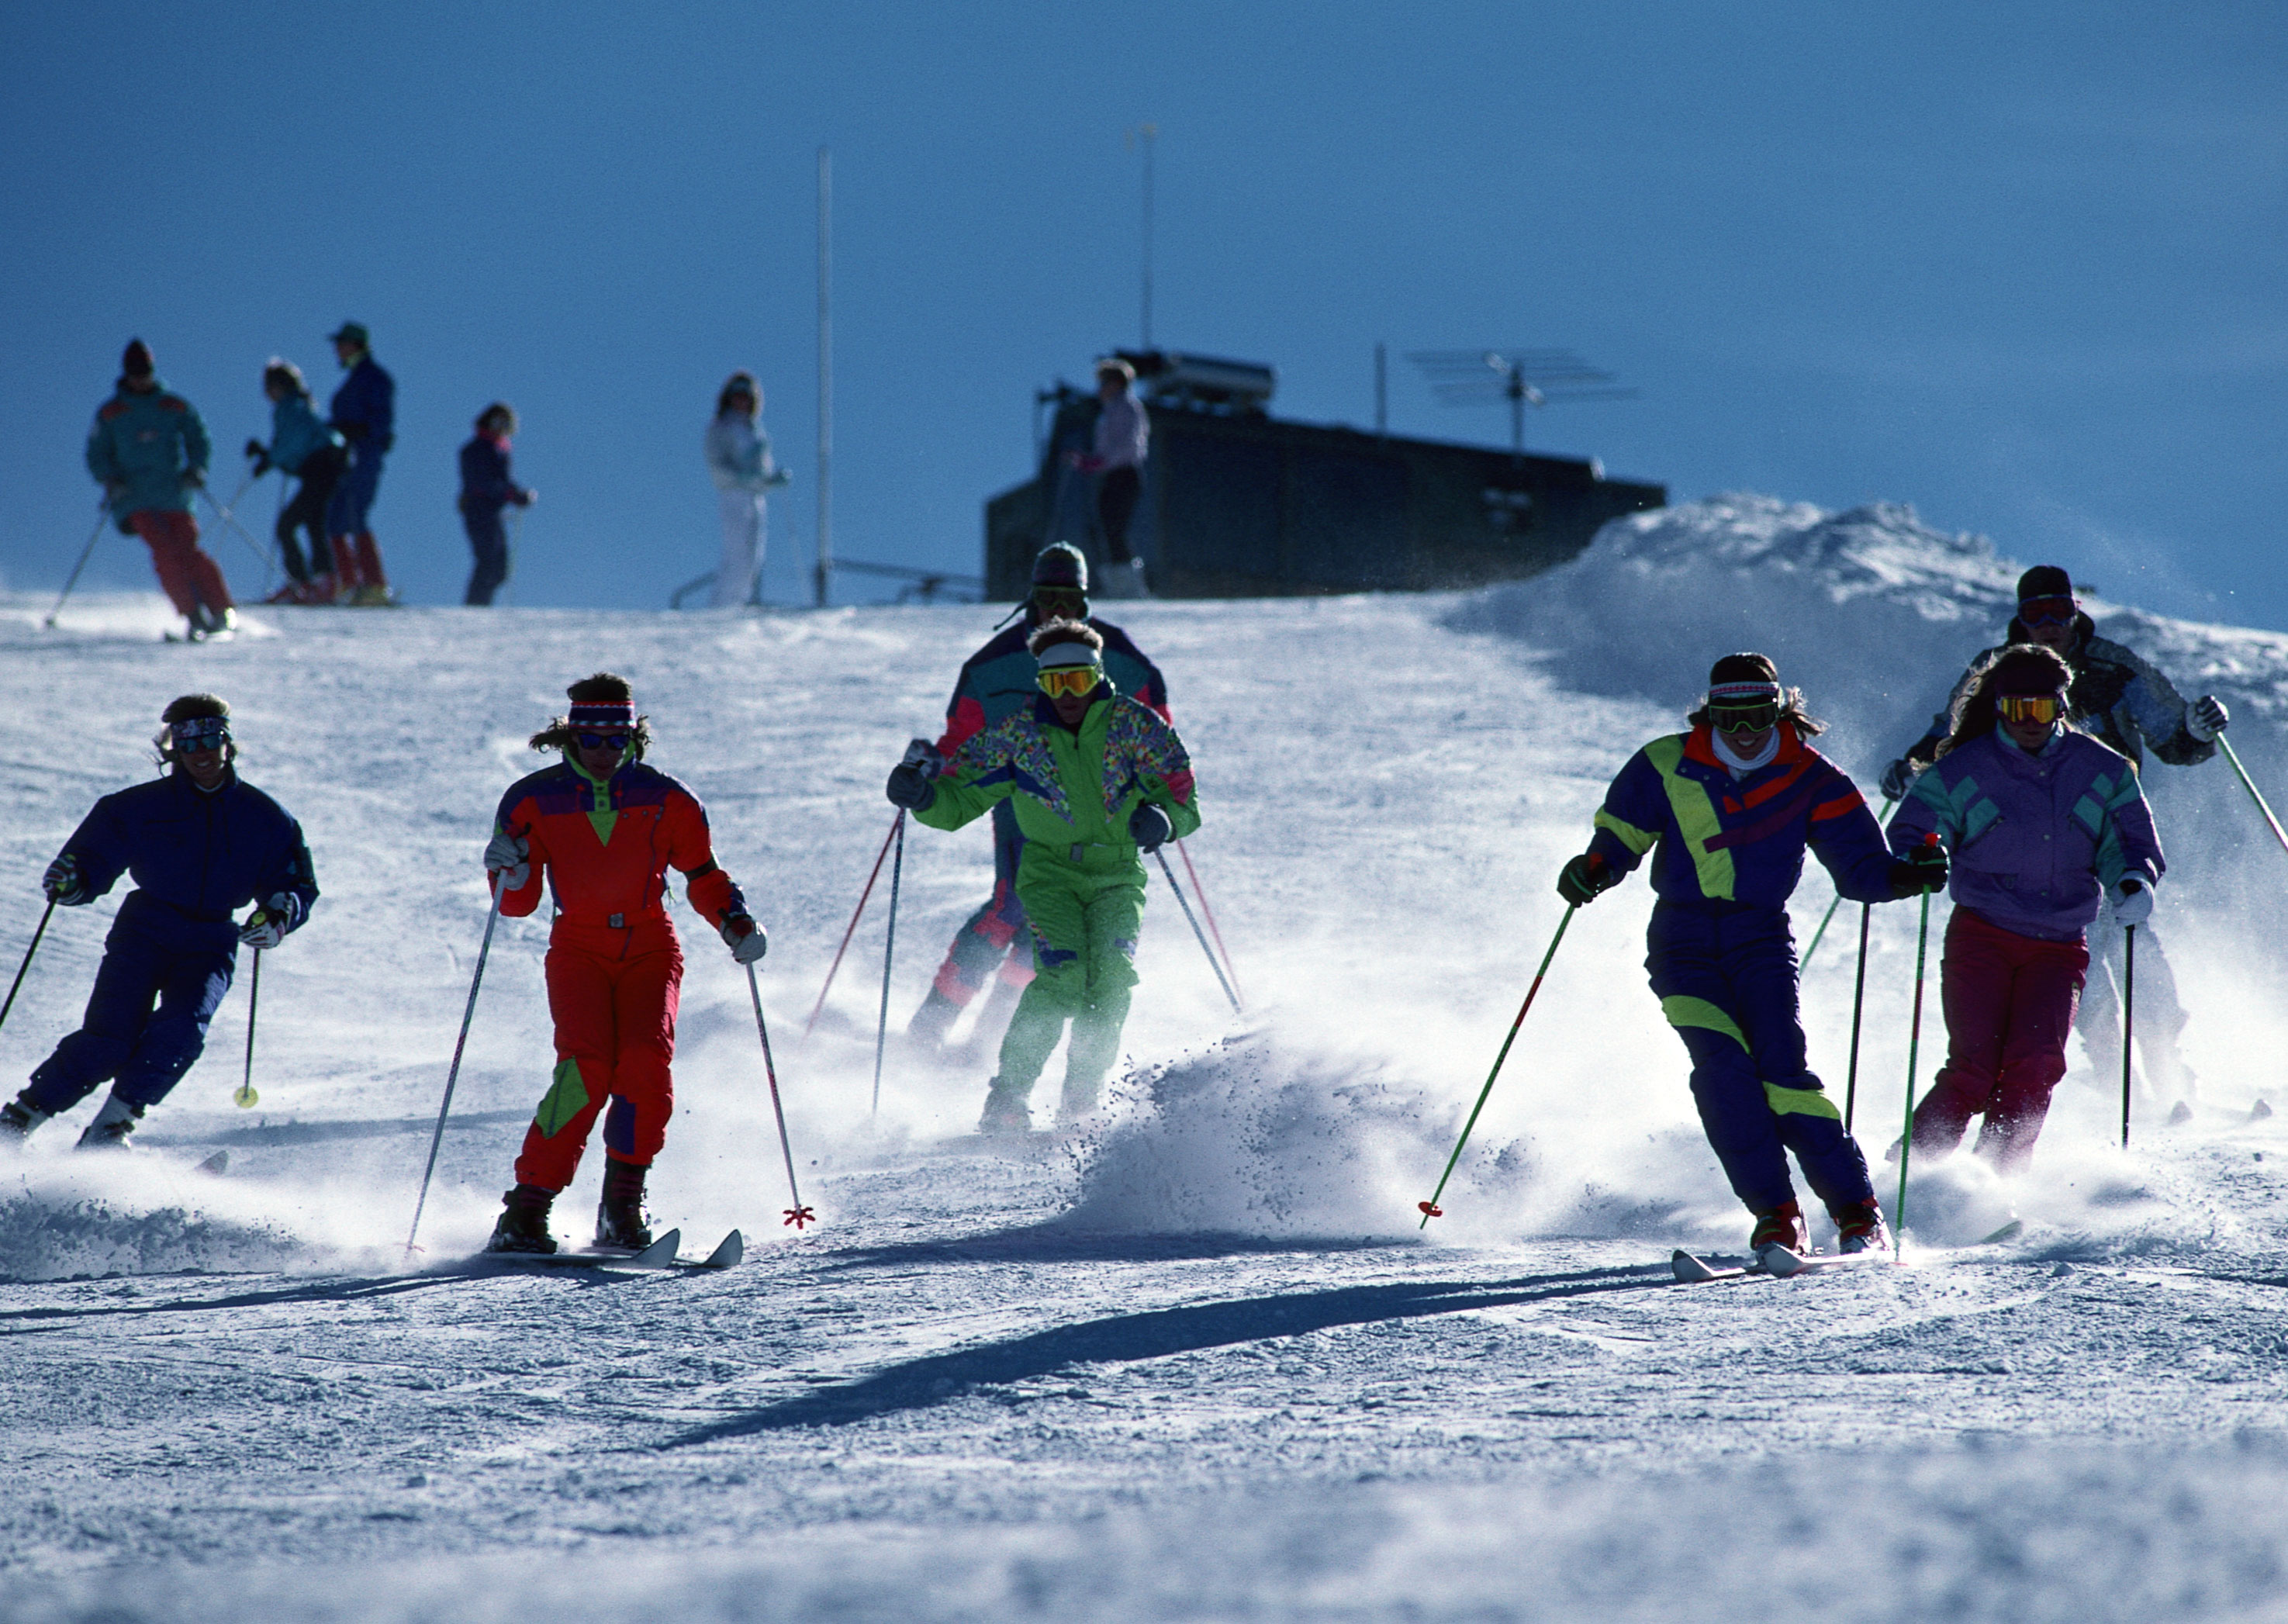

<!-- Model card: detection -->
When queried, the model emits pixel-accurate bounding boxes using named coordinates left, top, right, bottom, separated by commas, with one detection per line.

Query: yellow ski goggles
left=1036, top=664, right=1102, bottom=699
left=1997, top=693, right=2063, bottom=725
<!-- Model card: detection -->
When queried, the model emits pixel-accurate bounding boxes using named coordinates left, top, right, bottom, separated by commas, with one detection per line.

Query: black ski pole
left=1843, top=903, right=1872, bottom=1131
left=748, top=964, right=814, bottom=1229
left=2120, top=923, right=2137, bottom=1149
left=44, top=506, right=111, bottom=630
left=406, top=878, right=507, bottom=1256
left=1156, top=847, right=1240, bottom=1014
left=871, top=810, right=905, bottom=1117
left=0, top=899, right=57, bottom=1037
left=236, top=949, right=261, bottom=1108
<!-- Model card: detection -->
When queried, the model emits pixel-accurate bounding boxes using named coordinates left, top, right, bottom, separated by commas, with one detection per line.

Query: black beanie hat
left=1032, top=542, right=1088, bottom=593
left=1708, top=651, right=1778, bottom=689
left=121, top=339, right=154, bottom=379
left=2017, top=565, right=2074, bottom=602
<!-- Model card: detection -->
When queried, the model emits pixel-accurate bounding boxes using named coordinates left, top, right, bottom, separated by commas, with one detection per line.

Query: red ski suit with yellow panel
left=493, top=755, right=744, bottom=1192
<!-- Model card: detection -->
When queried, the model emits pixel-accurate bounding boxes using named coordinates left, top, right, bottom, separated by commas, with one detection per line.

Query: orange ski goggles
left=1037, top=664, right=1101, bottom=699
left=1997, top=693, right=2063, bottom=725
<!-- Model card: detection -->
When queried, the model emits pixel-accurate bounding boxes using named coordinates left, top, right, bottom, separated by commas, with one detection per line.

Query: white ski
left=1670, top=1246, right=1893, bottom=1283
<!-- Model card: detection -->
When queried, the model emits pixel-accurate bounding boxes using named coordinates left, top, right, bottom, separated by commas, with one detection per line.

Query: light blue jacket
left=264, top=393, right=342, bottom=476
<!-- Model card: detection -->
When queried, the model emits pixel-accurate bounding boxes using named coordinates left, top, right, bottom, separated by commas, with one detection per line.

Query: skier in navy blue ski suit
left=2, top=696, right=317, bottom=1148
left=1557, top=654, right=1947, bottom=1257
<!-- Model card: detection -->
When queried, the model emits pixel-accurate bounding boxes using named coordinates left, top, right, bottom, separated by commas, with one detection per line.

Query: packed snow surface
left=6, top=494, right=2288, bottom=1621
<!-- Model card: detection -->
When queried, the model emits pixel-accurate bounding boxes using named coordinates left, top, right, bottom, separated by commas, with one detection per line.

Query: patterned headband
left=568, top=700, right=635, bottom=727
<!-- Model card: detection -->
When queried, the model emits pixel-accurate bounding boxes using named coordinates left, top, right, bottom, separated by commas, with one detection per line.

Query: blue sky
left=2, top=2, right=2283, bottom=623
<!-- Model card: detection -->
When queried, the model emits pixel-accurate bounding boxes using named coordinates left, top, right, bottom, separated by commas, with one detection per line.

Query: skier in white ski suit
left=703, top=371, right=789, bottom=608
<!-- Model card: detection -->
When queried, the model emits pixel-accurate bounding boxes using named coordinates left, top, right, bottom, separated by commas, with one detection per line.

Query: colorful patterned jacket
left=934, top=616, right=1167, bottom=756
left=493, top=755, right=743, bottom=951
left=916, top=687, right=1199, bottom=874
left=1586, top=724, right=1895, bottom=910
left=1887, top=727, right=2162, bottom=942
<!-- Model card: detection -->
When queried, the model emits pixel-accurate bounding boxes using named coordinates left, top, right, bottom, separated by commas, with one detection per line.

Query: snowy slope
left=5, top=502, right=2288, bottom=1622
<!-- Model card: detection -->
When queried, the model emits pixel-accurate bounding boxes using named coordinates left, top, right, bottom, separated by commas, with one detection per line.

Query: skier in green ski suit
left=887, top=620, right=1201, bottom=1133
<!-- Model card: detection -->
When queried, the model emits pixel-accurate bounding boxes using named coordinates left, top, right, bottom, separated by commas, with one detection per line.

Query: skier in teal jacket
left=85, top=339, right=233, bottom=638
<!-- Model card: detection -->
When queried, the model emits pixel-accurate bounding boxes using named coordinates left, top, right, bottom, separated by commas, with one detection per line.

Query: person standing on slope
left=888, top=620, right=1198, bottom=1134
left=1880, top=565, right=2224, bottom=1104
left=458, top=403, right=534, bottom=606
left=85, top=340, right=236, bottom=640
left=1886, top=645, right=2165, bottom=1170
left=1557, top=653, right=1947, bottom=1259
left=245, top=358, right=346, bottom=603
left=482, top=674, right=769, bottom=1255
left=323, top=322, right=396, bottom=605
left=2, top=696, right=317, bottom=1148
left=1066, top=358, right=1150, bottom=598
left=906, top=541, right=1172, bottom=1053
left=703, top=371, right=790, bottom=608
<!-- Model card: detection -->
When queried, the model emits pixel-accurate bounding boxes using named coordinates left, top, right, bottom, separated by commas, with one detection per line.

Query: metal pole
left=1843, top=904, right=1872, bottom=1131
left=2120, top=924, right=2137, bottom=1149
left=1139, top=123, right=1156, bottom=349
left=815, top=145, right=832, bottom=610
left=1374, top=341, right=1387, bottom=437
left=871, top=811, right=905, bottom=1116
left=45, top=507, right=111, bottom=629
left=2216, top=735, right=2288, bottom=859
left=1159, top=845, right=1239, bottom=1012
left=0, top=900, right=57, bottom=1035
left=198, top=482, right=274, bottom=572
left=236, top=949, right=261, bottom=1108
left=805, top=810, right=901, bottom=1040
left=1174, top=838, right=1243, bottom=1007
left=405, top=879, right=507, bottom=1256
left=748, top=964, right=814, bottom=1228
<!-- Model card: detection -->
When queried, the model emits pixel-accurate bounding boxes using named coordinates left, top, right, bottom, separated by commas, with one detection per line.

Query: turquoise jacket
left=264, top=393, right=342, bottom=476
left=87, top=380, right=210, bottom=527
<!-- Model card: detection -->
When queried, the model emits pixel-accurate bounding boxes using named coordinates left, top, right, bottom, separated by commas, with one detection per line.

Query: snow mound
left=0, top=1186, right=315, bottom=1282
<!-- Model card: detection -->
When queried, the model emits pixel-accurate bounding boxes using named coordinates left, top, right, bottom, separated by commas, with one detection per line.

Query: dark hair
left=1028, top=619, right=1104, bottom=660
left=262, top=359, right=308, bottom=398
left=1936, top=644, right=2072, bottom=760
left=717, top=371, right=759, bottom=418
left=475, top=401, right=517, bottom=435
left=529, top=672, right=652, bottom=758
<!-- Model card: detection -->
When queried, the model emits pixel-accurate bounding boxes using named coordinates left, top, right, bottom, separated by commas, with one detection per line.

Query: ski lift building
left=983, top=349, right=1665, bottom=600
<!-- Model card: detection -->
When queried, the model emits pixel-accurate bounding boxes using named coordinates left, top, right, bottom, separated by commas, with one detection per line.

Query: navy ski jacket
left=330, top=357, right=396, bottom=454
left=57, top=768, right=319, bottom=953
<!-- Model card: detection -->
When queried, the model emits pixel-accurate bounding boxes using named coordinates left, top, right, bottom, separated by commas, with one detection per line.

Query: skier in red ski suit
left=483, top=674, right=767, bottom=1255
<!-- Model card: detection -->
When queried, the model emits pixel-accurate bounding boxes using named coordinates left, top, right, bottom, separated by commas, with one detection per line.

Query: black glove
left=886, top=763, right=936, bottom=810
left=1889, top=845, right=1948, bottom=898
left=2189, top=695, right=2228, bottom=743
left=1128, top=803, right=1173, bottom=854
left=1879, top=758, right=1916, bottom=803
left=1557, top=852, right=1619, bottom=907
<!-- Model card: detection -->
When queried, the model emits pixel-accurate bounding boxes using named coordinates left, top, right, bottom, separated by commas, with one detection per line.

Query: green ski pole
left=1895, top=838, right=1939, bottom=1257
left=1801, top=796, right=1893, bottom=972
left=1418, top=904, right=1576, bottom=1226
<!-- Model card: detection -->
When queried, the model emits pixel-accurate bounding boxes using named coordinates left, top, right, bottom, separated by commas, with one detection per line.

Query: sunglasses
left=1032, top=588, right=1088, bottom=619
left=1708, top=701, right=1779, bottom=734
left=575, top=731, right=634, bottom=752
left=1036, top=665, right=1101, bottom=699
left=171, top=719, right=230, bottom=750
left=2018, top=596, right=2076, bottom=627
left=1997, top=694, right=2063, bottom=725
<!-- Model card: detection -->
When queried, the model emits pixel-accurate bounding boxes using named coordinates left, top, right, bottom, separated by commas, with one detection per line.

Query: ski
left=1977, top=1218, right=2025, bottom=1245
left=479, top=1228, right=747, bottom=1272
left=1669, top=1246, right=1892, bottom=1284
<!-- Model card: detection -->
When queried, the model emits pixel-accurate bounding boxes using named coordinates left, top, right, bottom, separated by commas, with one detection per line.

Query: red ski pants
left=513, top=936, right=683, bottom=1191
left=129, top=510, right=233, bottom=617
left=1912, top=907, right=2088, bottom=1172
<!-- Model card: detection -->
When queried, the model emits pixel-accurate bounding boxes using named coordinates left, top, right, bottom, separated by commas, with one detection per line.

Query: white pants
left=714, top=489, right=765, bottom=606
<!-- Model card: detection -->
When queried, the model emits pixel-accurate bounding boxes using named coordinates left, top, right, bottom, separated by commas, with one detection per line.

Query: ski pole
left=197, top=482, right=275, bottom=574
left=1800, top=796, right=1894, bottom=972
left=2120, top=923, right=2137, bottom=1149
left=0, top=899, right=57, bottom=1037
left=1175, top=838, right=1244, bottom=1008
left=802, top=810, right=901, bottom=1040
left=1418, top=904, right=1576, bottom=1226
left=1895, top=840, right=1939, bottom=1257
left=748, top=963, right=815, bottom=1229
left=871, top=810, right=906, bottom=1116
left=1843, top=903, right=1872, bottom=1131
left=44, top=506, right=111, bottom=630
left=1156, top=847, right=1240, bottom=1014
left=2215, top=735, right=2288, bottom=860
left=503, top=506, right=524, bottom=605
left=236, top=949, right=261, bottom=1108
left=405, top=876, right=508, bottom=1256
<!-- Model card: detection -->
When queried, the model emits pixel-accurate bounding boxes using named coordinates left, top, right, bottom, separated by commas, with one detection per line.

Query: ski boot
left=486, top=1185, right=558, bottom=1254
left=977, top=1082, right=1032, bottom=1138
left=595, top=1159, right=653, bottom=1250
left=907, top=986, right=963, bottom=1052
left=0, top=1092, right=50, bottom=1142
left=1749, top=1200, right=1806, bottom=1265
left=74, top=1094, right=143, bottom=1150
left=1830, top=1197, right=1890, bottom=1255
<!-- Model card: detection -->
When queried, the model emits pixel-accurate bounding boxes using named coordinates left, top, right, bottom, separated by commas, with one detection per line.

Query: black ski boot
left=1, top=1093, right=49, bottom=1141
left=596, top=1159, right=652, bottom=1250
left=486, top=1184, right=558, bottom=1255
left=74, top=1094, right=143, bottom=1150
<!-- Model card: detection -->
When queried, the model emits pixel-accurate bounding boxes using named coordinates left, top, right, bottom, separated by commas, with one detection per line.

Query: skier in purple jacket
left=1886, top=644, right=2165, bottom=1170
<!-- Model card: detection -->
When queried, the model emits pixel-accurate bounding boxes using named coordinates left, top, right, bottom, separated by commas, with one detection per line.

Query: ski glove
left=2188, top=695, right=2230, bottom=743
left=721, top=913, right=769, bottom=964
left=41, top=854, right=88, bottom=906
left=1889, top=845, right=1949, bottom=899
left=483, top=829, right=531, bottom=892
left=1879, top=758, right=1918, bottom=803
left=238, top=893, right=304, bottom=950
left=1556, top=852, right=1619, bottom=907
left=2114, top=877, right=2154, bottom=926
left=886, top=764, right=937, bottom=810
left=1128, top=803, right=1173, bottom=854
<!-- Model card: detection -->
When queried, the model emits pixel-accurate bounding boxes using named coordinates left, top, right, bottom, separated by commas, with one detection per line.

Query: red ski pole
left=802, top=810, right=902, bottom=1041
left=1174, top=838, right=1244, bottom=1009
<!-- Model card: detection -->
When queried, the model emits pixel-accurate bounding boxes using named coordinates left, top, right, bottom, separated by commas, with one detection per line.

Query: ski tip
left=194, top=1149, right=229, bottom=1177
left=624, top=1228, right=682, bottom=1268
left=2252, top=1097, right=2274, bottom=1121
left=2167, top=1101, right=2195, bottom=1126
left=700, top=1230, right=745, bottom=1269
left=1977, top=1218, right=2025, bottom=1246
left=1671, top=1249, right=1720, bottom=1283
left=1755, top=1242, right=1809, bottom=1277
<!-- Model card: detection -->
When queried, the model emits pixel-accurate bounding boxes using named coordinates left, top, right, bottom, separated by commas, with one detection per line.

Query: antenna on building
left=1405, top=349, right=1636, bottom=454
left=1128, top=124, right=1158, bottom=349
